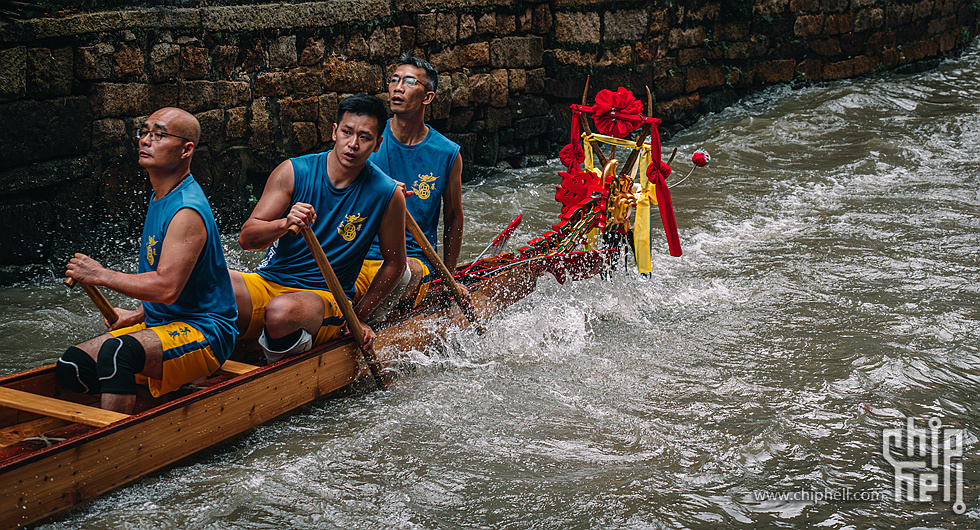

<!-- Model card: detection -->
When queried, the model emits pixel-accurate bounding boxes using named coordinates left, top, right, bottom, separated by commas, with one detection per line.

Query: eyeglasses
left=388, top=74, right=428, bottom=90
left=136, top=128, right=192, bottom=143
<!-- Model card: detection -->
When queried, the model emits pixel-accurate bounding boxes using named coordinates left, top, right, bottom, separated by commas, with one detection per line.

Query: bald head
left=138, top=107, right=200, bottom=178
left=149, top=107, right=201, bottom=145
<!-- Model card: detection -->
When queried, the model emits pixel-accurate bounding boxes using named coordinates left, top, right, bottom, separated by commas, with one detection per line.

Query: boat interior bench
left=0, top=386, right=129, bottom=427
left=217, top=360, right=260, bottom=376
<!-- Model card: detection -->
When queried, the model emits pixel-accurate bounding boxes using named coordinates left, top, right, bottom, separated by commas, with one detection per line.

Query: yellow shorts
left=355, top=258, right=431, bottom=307
left=111, top=322, right=220, bottom=398
left=237, top=272, right=346, bottom=346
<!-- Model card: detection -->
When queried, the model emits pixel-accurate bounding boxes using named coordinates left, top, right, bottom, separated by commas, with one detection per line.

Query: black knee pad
left=56, top=346, right=100, bottom=395
left=97, top=334, right=146, bottom=395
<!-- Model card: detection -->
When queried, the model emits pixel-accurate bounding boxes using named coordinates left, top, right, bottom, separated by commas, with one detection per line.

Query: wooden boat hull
left=0, top=262, right=539, bottom=529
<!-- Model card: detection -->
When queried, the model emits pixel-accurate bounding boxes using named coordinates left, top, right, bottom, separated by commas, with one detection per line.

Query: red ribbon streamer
left=652, top=171, right=682, bottom=257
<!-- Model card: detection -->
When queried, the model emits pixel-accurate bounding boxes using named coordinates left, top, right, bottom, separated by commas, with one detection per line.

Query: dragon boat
left=0, top=81, right=707, bottom=529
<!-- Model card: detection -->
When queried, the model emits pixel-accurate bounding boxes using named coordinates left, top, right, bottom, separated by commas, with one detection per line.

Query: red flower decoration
left=559, top=142, right=584, bottom=170
left=592, top=87, right=644, bottom=138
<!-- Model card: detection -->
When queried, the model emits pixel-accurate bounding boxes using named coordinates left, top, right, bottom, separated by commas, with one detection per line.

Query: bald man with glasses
left=56, top=107, right=238, bottom=414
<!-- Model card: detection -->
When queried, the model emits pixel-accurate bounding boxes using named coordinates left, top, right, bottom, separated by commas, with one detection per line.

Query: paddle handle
left=64, top=277, right=119, bottom=325
left=292, top=225, right=386, bottom=388
left=404, top=211, right=482, bottom=331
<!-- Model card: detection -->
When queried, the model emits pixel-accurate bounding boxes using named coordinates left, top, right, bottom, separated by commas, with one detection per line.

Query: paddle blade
left=654, top=175, right=682, bottom=257
left=490, top=214, right=522, bottom=254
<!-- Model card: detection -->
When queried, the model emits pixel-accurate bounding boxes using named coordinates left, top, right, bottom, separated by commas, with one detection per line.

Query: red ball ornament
left=692, top=148, right=710, bottom=168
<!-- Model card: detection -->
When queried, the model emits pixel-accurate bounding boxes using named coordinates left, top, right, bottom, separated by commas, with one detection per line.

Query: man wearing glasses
left=229, top=94, right=406, bottom=363
left=355, top=53, right=467, bottom=321
left=56, top=107, right=238, bottom=414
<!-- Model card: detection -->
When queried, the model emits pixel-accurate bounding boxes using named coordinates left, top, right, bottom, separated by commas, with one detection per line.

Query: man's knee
left=264, top=296, right=303, bottom=331
left=366, top=265, right=412, bottom=324
left=398, top=259, right=425, bottom=305
left=407, top=258, right=424, bottom=281
left=97, top=335, right=147, bottom=395
left=56, top=346, right=99, bottom=395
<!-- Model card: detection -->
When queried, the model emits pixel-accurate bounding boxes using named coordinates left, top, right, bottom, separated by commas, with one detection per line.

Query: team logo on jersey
left=146, top=235, right=159, bottom=266
left=337, top=213, right=367, bottom=241
left=412, top=173, right=439, bottom=200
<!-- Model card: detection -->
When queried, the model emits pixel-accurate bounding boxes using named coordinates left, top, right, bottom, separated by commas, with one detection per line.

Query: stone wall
left=0, top=0, right=977, bottom=271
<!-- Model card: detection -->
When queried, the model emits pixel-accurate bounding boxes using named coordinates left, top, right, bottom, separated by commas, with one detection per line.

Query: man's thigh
left=116, top=322, right=219, bottom=397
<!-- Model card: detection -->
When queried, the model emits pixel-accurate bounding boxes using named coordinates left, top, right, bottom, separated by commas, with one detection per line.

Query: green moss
left=360, top=15, right=393, bottom=34
left=723, top=65, right=742, bottom=87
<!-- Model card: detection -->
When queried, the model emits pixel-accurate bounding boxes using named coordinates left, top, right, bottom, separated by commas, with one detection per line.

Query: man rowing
left=230, top=94, right=406, bottom=362
left=355, top=53, right=469, bottom=320
left=56, top=107, right=238, bottom=414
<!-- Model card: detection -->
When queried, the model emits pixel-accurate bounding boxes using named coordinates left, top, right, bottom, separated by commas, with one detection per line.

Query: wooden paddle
left=404, top=211, right=482, bottom=332
left=64, top=277, right=119, bottom=325
left=291, top=225, right=388, bottom=389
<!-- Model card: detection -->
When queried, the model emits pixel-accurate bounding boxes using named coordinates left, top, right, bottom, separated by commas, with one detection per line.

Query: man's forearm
left=239, top=217, right=290, bottom=250
left=97, top=269, right=186, bottom=305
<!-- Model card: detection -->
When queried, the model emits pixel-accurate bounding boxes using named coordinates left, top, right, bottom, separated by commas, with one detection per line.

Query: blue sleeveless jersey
left=139, top=175, right=238, bottom=362
left=255, top=152, right=398, bottom=298
left=364, top=120, right=460, bottom=263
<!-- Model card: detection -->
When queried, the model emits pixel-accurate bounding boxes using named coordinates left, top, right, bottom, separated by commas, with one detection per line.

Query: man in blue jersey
left=355, top=53, right=468, bottom=321
left=230, top=94, right=406, bottom=362
left=56, top=107, right=239, bottom=414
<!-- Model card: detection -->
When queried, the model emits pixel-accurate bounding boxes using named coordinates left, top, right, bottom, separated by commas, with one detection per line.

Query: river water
left=3, top=43, right=979, bottom=528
